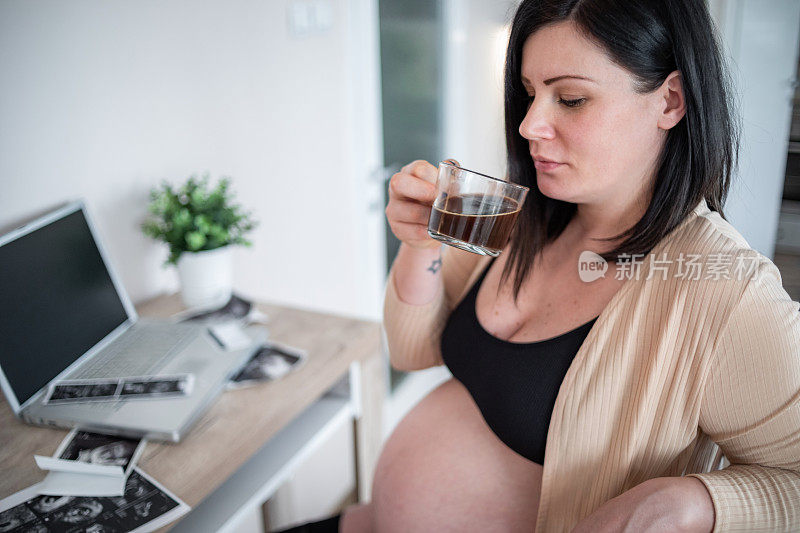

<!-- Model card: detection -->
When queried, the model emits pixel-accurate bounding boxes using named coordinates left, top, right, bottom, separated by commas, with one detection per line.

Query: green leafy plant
left=142, top=174, right=257, bottom=265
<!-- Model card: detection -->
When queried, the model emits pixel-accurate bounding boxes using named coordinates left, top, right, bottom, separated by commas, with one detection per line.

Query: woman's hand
left=385, top=160, right=440, bottom=250
left=570, top=476, right=715, bottom=533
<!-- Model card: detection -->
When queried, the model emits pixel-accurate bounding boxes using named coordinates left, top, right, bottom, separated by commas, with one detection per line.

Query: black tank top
left=441, top=259, right=598, bottom=465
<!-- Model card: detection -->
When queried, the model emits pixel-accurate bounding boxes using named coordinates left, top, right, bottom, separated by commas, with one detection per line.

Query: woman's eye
left=559, top=97, right=586, bottom=108
left=524, top=95, right=585, bottom=109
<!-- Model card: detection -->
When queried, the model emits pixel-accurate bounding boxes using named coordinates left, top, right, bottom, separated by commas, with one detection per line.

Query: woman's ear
left=657, top=71, right=686, bottom=130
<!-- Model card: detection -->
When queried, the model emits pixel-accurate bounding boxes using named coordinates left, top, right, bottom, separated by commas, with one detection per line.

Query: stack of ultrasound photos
left=0, top=430, right=189, bottom=532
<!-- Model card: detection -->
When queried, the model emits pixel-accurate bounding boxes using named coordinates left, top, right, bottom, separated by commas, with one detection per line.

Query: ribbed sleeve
left=382, top=247, right=485, bottom=371
left=382, top=265, right=447, bottom=370
left=687, top=260, right=800, bottom=531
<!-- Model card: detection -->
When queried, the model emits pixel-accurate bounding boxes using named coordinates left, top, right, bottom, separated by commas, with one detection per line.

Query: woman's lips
left=533, top=159, right=564, bottom=172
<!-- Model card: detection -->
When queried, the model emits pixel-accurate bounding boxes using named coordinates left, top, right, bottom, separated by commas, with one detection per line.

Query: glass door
left=378, top=0, right=446, bottom=392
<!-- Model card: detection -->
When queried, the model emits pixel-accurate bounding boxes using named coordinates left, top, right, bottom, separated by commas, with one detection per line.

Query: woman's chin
left=536, top=179, right=576, bottom=203
left=537, top=172, right=597, bottom=204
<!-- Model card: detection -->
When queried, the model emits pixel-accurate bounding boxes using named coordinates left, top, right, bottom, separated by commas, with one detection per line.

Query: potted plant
left=142, top=174, right=257, bottom=309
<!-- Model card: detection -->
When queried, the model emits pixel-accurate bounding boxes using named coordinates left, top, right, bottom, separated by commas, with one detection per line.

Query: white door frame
left=344, top=0, right=387, bottom=321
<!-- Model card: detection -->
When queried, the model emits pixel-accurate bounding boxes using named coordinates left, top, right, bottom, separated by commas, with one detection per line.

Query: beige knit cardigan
left=383, top=199, right=800, bottom=532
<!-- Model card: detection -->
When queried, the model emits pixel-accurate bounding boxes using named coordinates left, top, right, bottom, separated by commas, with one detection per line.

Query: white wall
left=442, top=0, right=517, bottom=179
left=0, top=0, right=385, bottom=320
left=710, top=0, right=800, bottom=257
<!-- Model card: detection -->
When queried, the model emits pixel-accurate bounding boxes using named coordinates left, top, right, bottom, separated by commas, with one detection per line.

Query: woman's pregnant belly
left=372, top=378, right=543, bottom=532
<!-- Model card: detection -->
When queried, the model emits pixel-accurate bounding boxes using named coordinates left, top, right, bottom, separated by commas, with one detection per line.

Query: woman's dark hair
left=501, top=0, right=738, bottom=299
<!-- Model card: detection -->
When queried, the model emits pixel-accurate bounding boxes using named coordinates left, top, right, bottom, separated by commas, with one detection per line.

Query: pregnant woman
left=280, top=0, right=800, bottom=531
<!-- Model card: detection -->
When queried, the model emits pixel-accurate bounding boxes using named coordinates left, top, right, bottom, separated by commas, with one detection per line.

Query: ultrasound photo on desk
left=228, top=343, right=306, bottom=389
left=118, top=375, right=193, bottom=399
left=0, top=469, right=189, bottom=533
left=45, top=379, right=120, bottom=404
left=179, top=293, right=251, bottom=323
left=56, top=430, right=145, bottom=475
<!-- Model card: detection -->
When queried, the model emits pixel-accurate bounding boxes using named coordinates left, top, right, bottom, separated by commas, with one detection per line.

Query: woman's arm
left=574, top=258, right=800, bottom=532
left=392, top=243, right=444, bottom=305
left=383, top=244, right=483, bottom=371
left=681, top=258, right=800, bottom=531
left=382, top=243, right=447, bottom=371
left=382, top=159, right=462, bottom=371
left=571, top=476, right=714, bottom=532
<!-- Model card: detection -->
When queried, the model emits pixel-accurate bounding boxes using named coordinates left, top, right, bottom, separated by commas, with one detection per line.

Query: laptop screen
left=0, top=206, right=130, bottom=407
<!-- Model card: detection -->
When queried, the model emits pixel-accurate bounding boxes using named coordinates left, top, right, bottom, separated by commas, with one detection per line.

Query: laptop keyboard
left=70, top=324, right=197, bottom=379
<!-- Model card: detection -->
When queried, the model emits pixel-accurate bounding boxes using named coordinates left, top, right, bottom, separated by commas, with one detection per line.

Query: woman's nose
left=518, top=100, right=555, bottom=141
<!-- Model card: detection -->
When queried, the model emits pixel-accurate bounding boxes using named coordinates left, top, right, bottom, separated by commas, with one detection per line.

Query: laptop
left=0, top=200, right=258, bottom=442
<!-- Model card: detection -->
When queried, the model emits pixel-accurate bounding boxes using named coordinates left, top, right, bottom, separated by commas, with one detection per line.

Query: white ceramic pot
left=176, top=246, right=233, bottom=309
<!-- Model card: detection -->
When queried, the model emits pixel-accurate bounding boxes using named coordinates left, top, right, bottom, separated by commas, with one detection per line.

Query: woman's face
left=519, top=21, right=668, bottom=207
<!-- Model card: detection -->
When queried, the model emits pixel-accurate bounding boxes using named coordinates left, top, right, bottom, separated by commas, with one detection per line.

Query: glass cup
left=427, top=160, right=529, bottom=257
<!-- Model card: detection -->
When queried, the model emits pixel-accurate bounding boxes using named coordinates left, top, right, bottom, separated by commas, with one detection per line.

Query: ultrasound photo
left=56, top=431, right=144, bottom=474
left=0, top=469, right=189, bottom=533
left=46, top=381, right=120, bottom=404
left=118, top=375, right=192, bottom=399
left=0, top=503, right=38, bottom=532
left=181, top=293, right=252, bottom=323
left=228, top=343, right=306, bottom=389
left=174, top=293, right=268, bottom=326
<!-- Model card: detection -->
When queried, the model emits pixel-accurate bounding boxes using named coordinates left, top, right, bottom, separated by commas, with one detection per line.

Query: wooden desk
left=0, top=294, right=385, bottom=531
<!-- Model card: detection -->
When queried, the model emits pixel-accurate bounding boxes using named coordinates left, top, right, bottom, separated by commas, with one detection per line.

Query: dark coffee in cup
left=428, top=193, right=521, bottom=254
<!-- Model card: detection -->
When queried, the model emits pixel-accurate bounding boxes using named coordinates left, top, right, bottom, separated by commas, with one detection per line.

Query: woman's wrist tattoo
left=427, top=254, right=442, bottom=275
